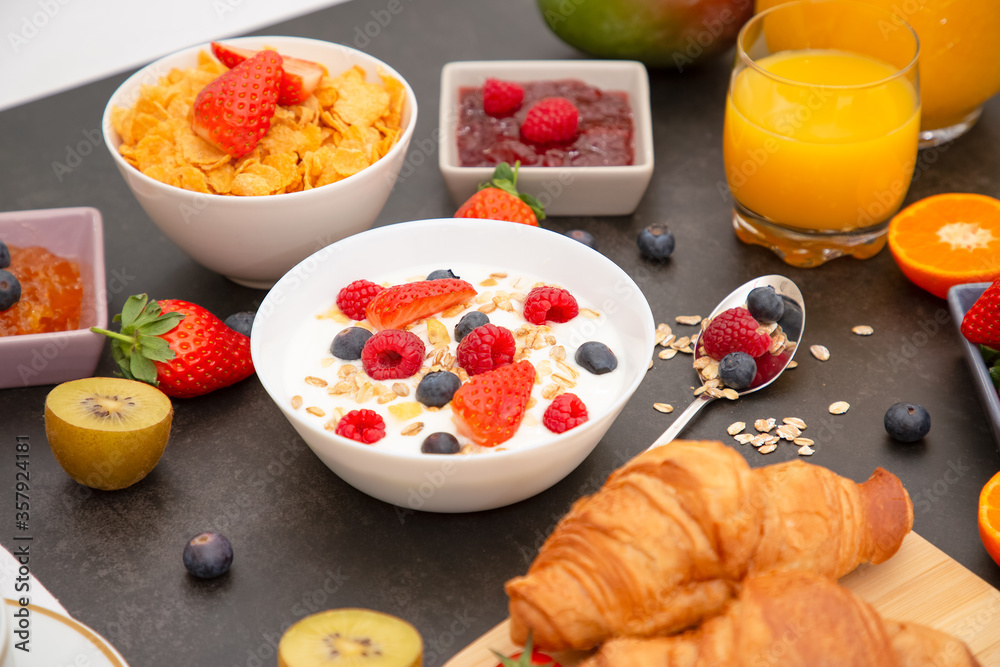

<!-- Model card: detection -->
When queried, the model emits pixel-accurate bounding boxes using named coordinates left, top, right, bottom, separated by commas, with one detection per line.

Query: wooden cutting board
left=444, top=532, right=1000, bottom=666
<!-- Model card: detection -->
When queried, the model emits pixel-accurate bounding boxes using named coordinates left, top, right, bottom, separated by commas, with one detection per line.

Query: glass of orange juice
left=724, top=0, right=920, bottom=267
left=757, top=0, right=1000, bottom=147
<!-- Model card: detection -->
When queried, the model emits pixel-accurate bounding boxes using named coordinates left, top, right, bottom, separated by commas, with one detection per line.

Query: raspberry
left=456, top=323, right=516, bottom=375
left=520, top=97, right=579, bottom=144
left=523, top=286, right=579, bottom=325
left=336, top=279, right=384, bottom=321
left=543, top=393, right=589, bottom=434
left=335, top=409, right=386, bottom=444
left=701, top=307, right=771, bottom=360
left=361, top=329, right=425, bottom=380
left=483, top=78, right=524, bottom=117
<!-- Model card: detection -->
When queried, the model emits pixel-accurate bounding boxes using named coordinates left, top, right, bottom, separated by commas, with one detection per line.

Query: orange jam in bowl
left=0, top=245, right=83, bottom=336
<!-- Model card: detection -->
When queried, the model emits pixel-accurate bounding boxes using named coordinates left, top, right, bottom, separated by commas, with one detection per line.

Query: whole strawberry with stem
left=92, top=294, right=255, bottom=398
left=192, top=49, right=283, bottom=158
left=962, top=278, right=1000, bottom=348
left=455, top=162, right=545, bottom=226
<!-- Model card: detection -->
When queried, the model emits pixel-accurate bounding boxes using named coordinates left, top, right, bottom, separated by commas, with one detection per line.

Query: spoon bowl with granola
left=649, top=274, right=804, bottom=450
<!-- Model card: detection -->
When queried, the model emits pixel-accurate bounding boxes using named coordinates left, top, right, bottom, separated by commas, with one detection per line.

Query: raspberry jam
left=457, top=80, right=634, bottom=167
left=0, top=245, right=83, bottom=336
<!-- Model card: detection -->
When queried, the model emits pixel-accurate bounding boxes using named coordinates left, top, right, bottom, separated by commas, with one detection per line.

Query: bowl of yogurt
left=251, top=218, right=655, bottom=512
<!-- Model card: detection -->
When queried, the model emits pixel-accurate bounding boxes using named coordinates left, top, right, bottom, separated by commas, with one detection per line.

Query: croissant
left=506, top=440, right=914, bottom=651
left=581, top=571, right=980, bottom=667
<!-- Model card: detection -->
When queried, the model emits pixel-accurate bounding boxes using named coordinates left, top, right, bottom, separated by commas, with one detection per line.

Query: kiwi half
left=279, top=608, right=423, bottom=667
left=44, top=377, right=172, bottom=490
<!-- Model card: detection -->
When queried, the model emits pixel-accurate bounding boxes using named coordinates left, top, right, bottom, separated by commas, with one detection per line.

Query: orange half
left=979, top=470, right=1000, bottom=568
left=887, top=193, right=1000, bottom=298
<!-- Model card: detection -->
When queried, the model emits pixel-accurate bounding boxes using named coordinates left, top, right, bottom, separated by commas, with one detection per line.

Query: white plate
left=2, top=600, right=127, bottom=667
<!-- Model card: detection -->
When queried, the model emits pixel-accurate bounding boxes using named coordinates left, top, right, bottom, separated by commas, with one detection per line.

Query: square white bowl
left=0, top=207, right=108, bottom=389
left=439, top=60, right=654, bottom=217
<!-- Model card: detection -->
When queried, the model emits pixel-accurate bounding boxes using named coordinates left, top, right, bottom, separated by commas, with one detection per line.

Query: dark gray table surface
left=3, top=0, right=1000, bottom=664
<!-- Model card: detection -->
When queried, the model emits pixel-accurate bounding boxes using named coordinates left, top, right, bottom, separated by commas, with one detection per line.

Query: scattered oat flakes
left=734, top=433, right=755, bottom=445
left=320, top=358, right=337, bottom=368
left=829, top=401, right=850, bottom=415
left=787, top=360, right=798, bottom=369
left=306, top=406, right=325, bottom=417
left=754, top=418, right=776, bottom=432
left=658, top=348, right=678, bottom=360
left=654, top=403, right=674, bottom=413
left=479, top=277, right=498, bottom=287
left=290, top=395, right=303, bottom=410
left=751, top=434, right=770, bottom=448
left=776, top=424, right=801, bottom=440
left=693, top=356, right=712, bottom=370
left=783, top=417, right=807, bottom=429
left=579, top=308, right=601, bottom=319
left=655, top=323, right=673, bottom=346
left=759, top=443, right=778, bottom=454
left=852, top=325, right=874, bottom=336
left=677, top=345, right=694, bottom=355
left=793, top=437, right=814, bottom=446
left=675, top=315, right=702, bottom=326
left=392, top=382, right=409, bottom=397
left=810, top=345, right=831, bottom=361
left=728, top=421, right=746, bottom=436
left=648, top=359, right=654, bottom=370
left=721, top=388, right=739, bottom=400
left=707, top=387, right=725, bottom=399
left=798, top=444, right=815, bottom=456
left=304, top=376, right=328, bottom=388
left=401, top=422, right=424, bottom=436
left=671, top=336, right=692, bottom=350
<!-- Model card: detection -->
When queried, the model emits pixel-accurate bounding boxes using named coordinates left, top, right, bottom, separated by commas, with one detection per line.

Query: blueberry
left=777, top=296, right=803, bottom=342
left=884, top=402, right=931, bottom=442
left=183, top=532, right=233, bottom=579
left=0, top=241, right=9, bottom=269
left=426, top=269, right=459, bottom=280
left=224, top=310, right=256, bottom=337
left=454, top=311, right=489, bottom=342
left=719, top=352, right=757, bottom=390
left=746, top=286, right=784, bottom=323
left=415, top=371, right=462, bottom=407
left=0, top=270, right=21, bottom=312
left=637, top=223, right=675, bottom=261
left=331, top=327, right=373, bottom=360
left=421, top=432, right=461, bottom=454
left=565, top=229, right=596, bottom=249
left=575, top=341, right=618, bottom=375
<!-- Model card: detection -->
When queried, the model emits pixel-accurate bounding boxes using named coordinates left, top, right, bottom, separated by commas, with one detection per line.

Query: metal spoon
left=647, top=274, right=805, bottom=450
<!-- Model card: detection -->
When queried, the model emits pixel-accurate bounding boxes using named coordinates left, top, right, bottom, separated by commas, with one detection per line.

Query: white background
left=0, top=0, right=349, bottom=111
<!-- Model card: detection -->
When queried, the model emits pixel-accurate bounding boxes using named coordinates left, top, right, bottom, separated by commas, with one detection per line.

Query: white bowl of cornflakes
left=103, top=36, right=417, bottom=289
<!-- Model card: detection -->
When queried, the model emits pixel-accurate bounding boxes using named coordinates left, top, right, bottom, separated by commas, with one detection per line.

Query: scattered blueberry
left=183, top=532, right=233, bottom=579
left=454, top=311, right=489, bottom=342
left=421, top=432, right=461, bottom=454
left=0, top=241, right=9, bottom=269
left=415, top=371, right=462, bottom=407
left=426, top=269, right=460, bottom=280
left=718, top=352, right=757, bottom=390
left=884, top=402, right=931, bottom=442
left=746, top=286, right=784, bottom=323
left=0, top=270, right=21, bottom=312
left=565, top=229, right=597, bottom=249
left=575, top=341, right=618, bottom=375
left=637, top=223, right=675, bottom=261
left=224, top=310, right=256, bottom=337
left=331, top=327, right=373, bottom=360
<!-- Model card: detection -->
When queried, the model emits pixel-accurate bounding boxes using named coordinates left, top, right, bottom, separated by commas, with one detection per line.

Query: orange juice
left=724, top=49, right=919, bottom=231
left=756, top=0, right=1000, bottom=132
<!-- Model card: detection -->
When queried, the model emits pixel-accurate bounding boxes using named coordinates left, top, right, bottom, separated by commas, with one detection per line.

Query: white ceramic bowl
left=103, top=36, right=417, bottom=289
left=439, top=60, right=654, bottom=217
left=251, top=218, right=655, bottom=512
left=0, top=207, right=107, bottom=390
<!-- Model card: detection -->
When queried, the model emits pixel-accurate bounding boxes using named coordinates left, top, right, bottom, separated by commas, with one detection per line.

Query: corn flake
left=113, top=52, right=405, bottom=196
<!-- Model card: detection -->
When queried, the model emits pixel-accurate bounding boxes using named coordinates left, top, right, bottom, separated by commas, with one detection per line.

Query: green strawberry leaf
left=91, top=293, right=184, bottom=389
left=129, top=352, right=158, bottom=385
left=990, top=365, right=1000, bottom=389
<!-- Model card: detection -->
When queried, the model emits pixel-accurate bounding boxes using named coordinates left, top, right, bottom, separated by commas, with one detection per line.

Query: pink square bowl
left=0, top=207, right=107, bottom=389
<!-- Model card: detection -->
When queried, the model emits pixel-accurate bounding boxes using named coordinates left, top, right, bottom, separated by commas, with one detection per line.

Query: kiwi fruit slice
left=279, top=608, right=422, bottom=667
left=44, top=377, right=172, bottom=491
